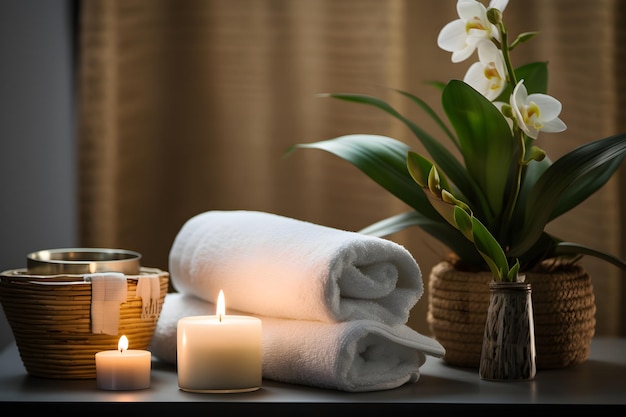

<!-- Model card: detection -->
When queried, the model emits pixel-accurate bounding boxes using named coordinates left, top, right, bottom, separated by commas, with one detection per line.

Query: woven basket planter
left=427, top=259, right=596, bottom=369
left=0, top=267, right=169, bottom=379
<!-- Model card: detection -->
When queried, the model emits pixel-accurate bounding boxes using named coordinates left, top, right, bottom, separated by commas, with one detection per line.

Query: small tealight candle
left=177, top=290, right=262, bottom=393
left=95, top=335, right=151, bottom=390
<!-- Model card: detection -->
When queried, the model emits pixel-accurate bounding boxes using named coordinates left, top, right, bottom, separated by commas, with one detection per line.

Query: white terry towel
left=150, top=293, right=445, bottom=392
left=136, top=275, right=161, bottom=319
left=169, top=210, right=423, bottom=325
left=85, top=272, right=127, bottom=335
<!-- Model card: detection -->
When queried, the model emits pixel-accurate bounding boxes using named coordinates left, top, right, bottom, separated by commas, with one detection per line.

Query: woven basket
left=0, top=267, right=169, bottom=379
left=427, top=259, right=596, bottom=370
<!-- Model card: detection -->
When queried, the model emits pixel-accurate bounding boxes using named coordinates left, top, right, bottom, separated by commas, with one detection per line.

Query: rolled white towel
left=150, top=293, right=445, bottom=392
left=169, top=210, right=423, bottom=325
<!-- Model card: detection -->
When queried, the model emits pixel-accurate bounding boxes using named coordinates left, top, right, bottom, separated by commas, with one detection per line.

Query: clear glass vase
left=479, top=281, right=536, bottom=381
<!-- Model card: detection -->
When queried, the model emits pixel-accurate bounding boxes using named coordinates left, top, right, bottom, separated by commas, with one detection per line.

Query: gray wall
left=0, top=0, right=76, bottom=349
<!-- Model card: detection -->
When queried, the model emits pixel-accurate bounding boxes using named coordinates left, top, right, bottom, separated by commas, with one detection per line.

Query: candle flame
left=118, top=335, right=129, bottom=353
left=217, top=289, right=225, bottom=322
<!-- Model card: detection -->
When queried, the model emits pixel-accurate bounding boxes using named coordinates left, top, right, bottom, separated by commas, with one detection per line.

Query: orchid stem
left=497, top=19, right=525, bottom=247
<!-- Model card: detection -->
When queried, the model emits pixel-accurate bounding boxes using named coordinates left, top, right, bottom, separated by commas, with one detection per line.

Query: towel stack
left=149, top=210, right=445, bottom=392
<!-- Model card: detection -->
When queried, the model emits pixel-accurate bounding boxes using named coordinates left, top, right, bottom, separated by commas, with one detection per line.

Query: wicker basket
left=0, top=267, right=169, bottom=379
left=427, top=259, right=596, bottom=370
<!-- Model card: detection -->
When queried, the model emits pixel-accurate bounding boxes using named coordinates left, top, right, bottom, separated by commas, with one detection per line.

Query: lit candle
left=95, top=335, right=151, bottom=390
left=177, top=290, right=262, bottom=393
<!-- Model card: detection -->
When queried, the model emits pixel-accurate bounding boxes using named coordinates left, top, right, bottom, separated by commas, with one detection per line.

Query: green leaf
left=510, top=133, right=626, bottom=257
left=358, top=211, right=428, bottom=237
left=424, top=189, right=459, bottom=227
left=453, top=205, right=474, bottom=241
left=554, top=242, right=626, bottom=271
left=516, top=231, right=558, bottom=269
left=508, top=156, right=552, bottom=236
left=510, top=32, right=539, bottom=50
left=470, top=214, right=511, bottom=281
left=550, top=155, right=624, bottom=220
left=325, top=93, right=489, bottom=216
left=358, top=211, right=484, bottom=265
left=495, top=62, right=548, bottom=102
left=286, top=134, right=440, bottom=220
left=394, top=89, right=458, bottom=150
left=406, top=151, right=452, bottom=192
left=506, top=260, right=521, bottom=282
left=442, top=80, right=516, bottom=221
left=450, top=206, right=511, bottom=280
left=515, top=62, right=548, bottom=94
left=426, top=80, right=446, bottom=91
left=406, top=151, right=434, bottom=187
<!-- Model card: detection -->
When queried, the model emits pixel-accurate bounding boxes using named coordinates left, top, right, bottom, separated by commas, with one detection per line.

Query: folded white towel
left=169, top=210, right=423, bottom=325
left=150, top=293, right=445, bottom=392
left=85, top=272, right=127, bottom=335
left=136, top=275, right=161, bottom=319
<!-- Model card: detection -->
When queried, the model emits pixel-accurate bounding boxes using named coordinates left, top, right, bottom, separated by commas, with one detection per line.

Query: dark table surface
left=1, top=337, right=625, bottom=413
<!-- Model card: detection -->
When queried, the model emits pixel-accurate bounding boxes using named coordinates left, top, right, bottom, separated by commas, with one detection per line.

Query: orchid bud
left=428, top=166, right=442, bottom=197
left=487, top=8, right=502, bottom=25
left=442, top=190, right=472, bottom=214
left=526, top=145, right=546, bottom=162
left=500, top=103, right=513, bottom=118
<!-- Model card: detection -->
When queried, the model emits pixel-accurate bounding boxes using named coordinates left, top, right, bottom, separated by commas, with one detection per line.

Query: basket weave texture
left=0, top=267, right=169, bottom=379
left=427, top=260, right=596, bottom=370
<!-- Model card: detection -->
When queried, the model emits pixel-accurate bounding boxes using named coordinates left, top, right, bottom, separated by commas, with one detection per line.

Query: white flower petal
left=524, top=125, right=540, bottom=139
left=489, top=0, right=509, bottom=12
left=540, top=118, right=567, bottom=133
left=452, top=46, right=477, bottom=63
left=477, top=39, right=497, bottom=61
left=437, top=20, right=468, bottom=52
left=464, top=62, right=490, bottom=89
left=438, top=0, right=498, bottom=62
left=457, top=0, right=487, bottom=22
left=464, top=63, right=505, bottom=100
left=510, top=80, right=567, bottom=138
left=527, top=93, right=562, bottom=120
left=512, top=81, right=528, bottom=108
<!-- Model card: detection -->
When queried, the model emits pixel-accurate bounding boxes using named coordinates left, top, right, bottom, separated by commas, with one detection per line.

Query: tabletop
left=1, top=337, right=625, bottom=413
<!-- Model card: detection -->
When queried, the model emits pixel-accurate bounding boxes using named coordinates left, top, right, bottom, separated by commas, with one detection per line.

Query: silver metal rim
left=26, top=248, right=141, bottom=275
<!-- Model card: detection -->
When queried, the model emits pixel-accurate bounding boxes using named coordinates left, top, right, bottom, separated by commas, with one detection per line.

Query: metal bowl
left=26, top=248, right=141, bottom=275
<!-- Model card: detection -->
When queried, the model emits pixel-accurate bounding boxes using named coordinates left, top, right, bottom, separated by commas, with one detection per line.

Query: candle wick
left=219, top=314, right=223, bottom=323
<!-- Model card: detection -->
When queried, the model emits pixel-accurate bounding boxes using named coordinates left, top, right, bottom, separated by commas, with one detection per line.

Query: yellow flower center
left=466, top=17, right=486, bottom=33
left=484, top=62, right=503, bottom=91
left=523, top=101, right=543, bottom=129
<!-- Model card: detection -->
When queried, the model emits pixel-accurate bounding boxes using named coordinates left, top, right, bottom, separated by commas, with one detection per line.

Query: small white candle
left=95, top=335, right=151, bottom=390
left=177, top=290, right=262, bottom=393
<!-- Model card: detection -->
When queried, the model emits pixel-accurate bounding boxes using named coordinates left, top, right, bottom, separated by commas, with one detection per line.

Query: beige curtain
left=77, top=0, right=626, bottom=336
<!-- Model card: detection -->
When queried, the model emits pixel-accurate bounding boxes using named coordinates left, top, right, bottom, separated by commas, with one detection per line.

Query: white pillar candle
left=95, top=335, right=151, bottom=390
left=177, top=290, right=262, bottom=393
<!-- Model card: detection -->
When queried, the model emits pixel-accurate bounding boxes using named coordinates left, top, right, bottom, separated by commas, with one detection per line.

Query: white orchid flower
left=510, top=80, right=567, bottom=139
left=437, top=0, right=508, bottom=63
left=463, top=40, right=507, bottom=100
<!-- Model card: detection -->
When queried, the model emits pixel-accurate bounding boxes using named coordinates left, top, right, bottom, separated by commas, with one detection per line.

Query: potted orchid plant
left=288, top=0, right=626, bottom=283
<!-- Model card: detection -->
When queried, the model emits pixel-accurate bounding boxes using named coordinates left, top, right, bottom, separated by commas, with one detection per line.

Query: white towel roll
left=169, top=210, right=423, bottom=325
left=150, top=293, right=445, bottom=392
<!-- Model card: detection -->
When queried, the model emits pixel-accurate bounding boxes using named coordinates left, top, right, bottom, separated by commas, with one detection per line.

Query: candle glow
left=95, top=335, right=151, bottom=391
left=177, top=289, right=262, bottom=393
left=118, top=334, right=129, bottom=352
